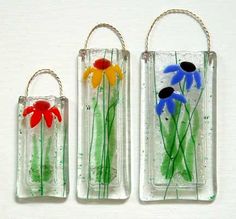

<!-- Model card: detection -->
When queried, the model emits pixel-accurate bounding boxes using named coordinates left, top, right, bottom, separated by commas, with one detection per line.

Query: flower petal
left=193, top=71, right=202, bottom=89
left=105, top=67, right=116, bottom=86
left=44, top=111, right=53, bottom=128
left=113, top=64, right=124, bottom=79
left=23, top=106, right=34, bottom=117
left=163, top=64, right=180, bottom=73
left=172, top=92, right=187, bottom=103
left=30, top=111, right=42, bottom=128
left=83, top=67, right=93, bottom=80
left=166, top=98, right=175, bottom=114
left=155, top=99, right=165, bottom=116
left=92, top=69, right=103, bottom=88
left=171, top=71, right=185, bottom=85
left=50, top=107, right=62, bottom=122
left=185, top=74, right=194, bottom=91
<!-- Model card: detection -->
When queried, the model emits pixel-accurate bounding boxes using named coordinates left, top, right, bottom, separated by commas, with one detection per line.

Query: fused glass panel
left=17, top=96, right=69, bottom=198
left=77, top=49, right=130, bottom=200
left=140, top=51, right=217, bottom=201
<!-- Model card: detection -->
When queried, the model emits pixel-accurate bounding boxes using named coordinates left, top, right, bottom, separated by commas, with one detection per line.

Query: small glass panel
left=17, top=96, right=69, bottom=198
left=77, top=49, right=130, bottom=200
left=140, top=51, right=217, bottom=201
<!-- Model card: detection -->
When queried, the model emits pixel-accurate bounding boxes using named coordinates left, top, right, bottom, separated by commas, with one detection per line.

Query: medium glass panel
left=77, top=49, right=130, bottom=200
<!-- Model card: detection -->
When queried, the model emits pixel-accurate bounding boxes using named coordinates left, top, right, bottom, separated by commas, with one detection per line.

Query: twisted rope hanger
left=145, top=9, right=211, bottom=52
left=25, top=69, right=63, bottom=97
left=84, top=23, right=126, bottom=50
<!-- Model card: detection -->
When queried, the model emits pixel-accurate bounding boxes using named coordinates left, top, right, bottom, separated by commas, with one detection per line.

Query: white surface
left=0, top=0, right=235, bottom=218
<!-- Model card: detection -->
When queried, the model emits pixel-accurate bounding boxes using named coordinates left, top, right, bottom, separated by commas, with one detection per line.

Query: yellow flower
left=83, top=58, right=123, bottom=88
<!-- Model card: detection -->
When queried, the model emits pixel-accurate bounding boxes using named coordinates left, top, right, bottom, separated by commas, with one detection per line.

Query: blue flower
left=164, top=61, right=202, bottom=91
left=156, top=87, right=187, bottom=116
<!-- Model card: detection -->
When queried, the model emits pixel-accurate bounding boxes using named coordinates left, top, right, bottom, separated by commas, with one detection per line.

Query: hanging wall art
left=77, top=24, right=131, bottom=200
left=139, top=9, right=217, bottom=201
left=17, top=69, right=69, bottom=198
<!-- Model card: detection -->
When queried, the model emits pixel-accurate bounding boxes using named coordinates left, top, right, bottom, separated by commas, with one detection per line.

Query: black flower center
left=180, top=61, right=196, bottom=72
left=158, top=87, right=174, bottom=99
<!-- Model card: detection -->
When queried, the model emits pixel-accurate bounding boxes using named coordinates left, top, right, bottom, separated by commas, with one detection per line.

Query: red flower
left=23, top=100, right=62, bottom=128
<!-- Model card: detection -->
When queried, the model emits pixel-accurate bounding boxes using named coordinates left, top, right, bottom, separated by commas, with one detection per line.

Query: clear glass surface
left=77, top=49, right=131, bottom=200
left=17, top=96, right=69, bottom=198
left=140, top=51, right=217, bottom=201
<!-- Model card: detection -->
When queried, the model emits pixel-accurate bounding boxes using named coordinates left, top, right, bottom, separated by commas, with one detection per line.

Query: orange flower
left=83, top=58, right=123, bottom=88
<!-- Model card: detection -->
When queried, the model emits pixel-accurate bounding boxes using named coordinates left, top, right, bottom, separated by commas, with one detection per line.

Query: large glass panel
left=140, top=51, right=217, bottom=201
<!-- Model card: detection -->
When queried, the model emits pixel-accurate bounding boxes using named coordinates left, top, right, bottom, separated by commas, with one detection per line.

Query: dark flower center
left=34, top=100, right=50, bottom=112
left=158, top=87, right=174, bottom=99
left=180, top=61, right=196, bottom=72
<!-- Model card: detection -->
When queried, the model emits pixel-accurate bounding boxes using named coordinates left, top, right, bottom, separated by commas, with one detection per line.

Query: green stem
left=171, top=115, right=192, bottom=181
left=40, top=120, right=44, bottom=196
left=104, top=84, right=111, bottom=198
left=164, top=90, right=203, bottom=198
left=101, top=84, right=111, bottom=199
left=87, top=89, right=99, bottom=199
left=97, top=50, right=107, bottom=199
left=104, top=79, right=120, bottom=197
left=152, top=56, right=172, bottom=158
left=158, top=116, right=172, bottom=158
left=153, top=54, right=178, bottom=161
left=174, top=51, right=200, bottom=199
left=164, top=156, right=176, bottom=199
left=31, top=134, right=40, bottom=182
left=164, top=52, right=181, bottom=178
left=102, top=49, right=115, bottom=198
left=43, top=136, right=52, bottom=182
left=174, top=90, right=203, bottom=159
left=164, top=103, right=182, bottom=179
left=179, top=82, right=199, bottom=198
left=98, top=75, right=106, bottom=199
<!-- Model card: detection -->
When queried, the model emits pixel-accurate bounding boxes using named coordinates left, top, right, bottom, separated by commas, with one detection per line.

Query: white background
left=0, top=0, right=235, bottom=218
